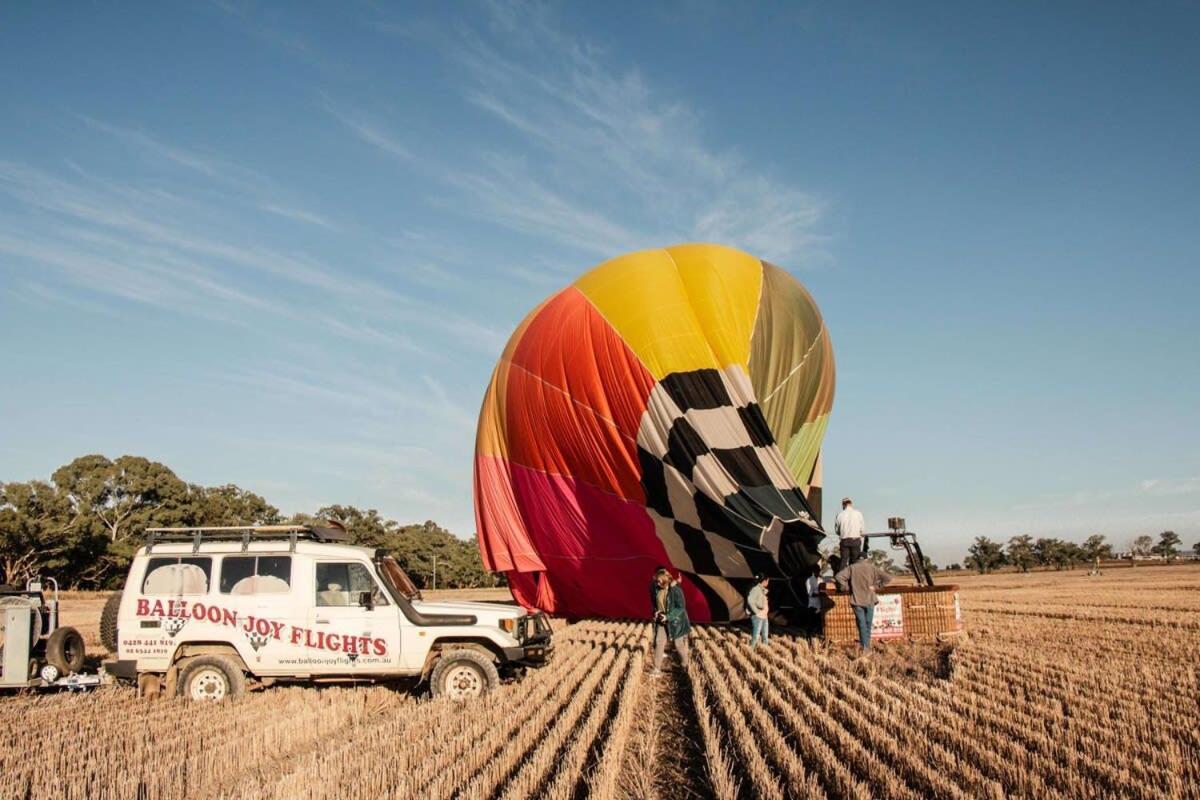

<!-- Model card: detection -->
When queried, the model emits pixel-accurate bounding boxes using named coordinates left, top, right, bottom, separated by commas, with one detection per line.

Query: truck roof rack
left=145, top=524, right=351, bottom=554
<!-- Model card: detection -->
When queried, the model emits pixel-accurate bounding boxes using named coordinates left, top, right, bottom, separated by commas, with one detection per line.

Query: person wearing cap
left=834, top=497, right=866, bottom=566
left=746, top=574, right=770, bottom=648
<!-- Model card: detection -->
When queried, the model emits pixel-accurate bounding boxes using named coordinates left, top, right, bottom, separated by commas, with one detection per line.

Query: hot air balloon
left=474, top=244, right=835, bottom=621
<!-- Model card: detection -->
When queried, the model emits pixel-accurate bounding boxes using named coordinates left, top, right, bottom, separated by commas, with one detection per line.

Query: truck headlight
left=500, top=618, right=516, bottom=633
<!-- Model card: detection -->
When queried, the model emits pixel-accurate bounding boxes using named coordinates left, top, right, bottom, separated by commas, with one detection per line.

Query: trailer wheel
left=100, top=592, right=121, bottom=653
left=429, top=649, right=499, bottom=701
left=46, top=626, right=86, bottom=674
left=177, top=655, right=246, bottom=702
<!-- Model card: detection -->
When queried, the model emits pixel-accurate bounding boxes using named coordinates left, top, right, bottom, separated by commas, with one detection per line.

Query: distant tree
left=947, top=563, right=962, bottom=571
left=1006, top=535, right=1036, bottom=573
left=1151, top=530, right=1182, bottom=561
left=193, top=485, right=280, bottom=527
left=2, top=454, right=497, bottom=590
left=1080, top=534, right=1113, bottom=562
left=1061, top=540, right=1084, bottom=568
left=51, top=455, right=198, bottom=586
left=1193, top=541, right=1200, bottom=557
left=0, top=481, right=76, bottom=585
left=308, top=507, right=497, bottom=590
left=312, top=505, right=396, bottom=548
left=965, top=537, right=1006, bottom=574
left=1131, top=535, right=1154, bottom=557
left=867, top=548, right=899, bottom=574
left=1033, top=538, right=1078, bottom=570
left=1033, top=537, right=1059, bottom=568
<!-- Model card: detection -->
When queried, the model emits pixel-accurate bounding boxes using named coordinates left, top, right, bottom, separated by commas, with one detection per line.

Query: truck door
left=306, top=560, right=400, bottom=674
left=216, top=554, right=300, bottom=675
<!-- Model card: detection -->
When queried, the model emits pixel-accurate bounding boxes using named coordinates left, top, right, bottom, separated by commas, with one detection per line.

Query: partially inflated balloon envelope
left=475, top=244, right=835, bottom=621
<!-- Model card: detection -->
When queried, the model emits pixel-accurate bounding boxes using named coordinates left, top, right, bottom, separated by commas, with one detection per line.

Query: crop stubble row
left=1, top=568, right=1196, bottom=799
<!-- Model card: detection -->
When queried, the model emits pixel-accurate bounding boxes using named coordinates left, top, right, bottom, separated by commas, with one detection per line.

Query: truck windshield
left=379, top=556, right=421, bottom=601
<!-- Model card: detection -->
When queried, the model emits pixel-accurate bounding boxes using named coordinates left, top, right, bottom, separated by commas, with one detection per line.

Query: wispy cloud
left=80, top=115, right=272, bottom=192
left=259, top=203, right=340, bottom=231
left=1012, top=474, right=1200, bottom=513
left=0, top=158, right=484, bottom=358
left=10, top=281, right=119, bottom=317
left=1140, top=476, right=1200, bottom=497
left=370, top=1, right=826, bottom=264
left=322, top=98, right=413, bottom=163
left=0, top=160, right=393, bottom=303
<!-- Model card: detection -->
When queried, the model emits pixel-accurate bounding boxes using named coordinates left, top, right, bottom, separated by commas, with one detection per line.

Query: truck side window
left=220, top=555, right=292, bottom=594
left=142, top=557, right=212, bottom=595
left=315, top=562, right=388, bottom=607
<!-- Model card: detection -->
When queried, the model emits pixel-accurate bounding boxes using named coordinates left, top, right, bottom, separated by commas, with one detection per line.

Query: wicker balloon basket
left=820, top=585, right=964, bottom=644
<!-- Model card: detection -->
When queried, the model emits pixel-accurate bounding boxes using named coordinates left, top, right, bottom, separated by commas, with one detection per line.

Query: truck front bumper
left=502, top=641, right=552, bottom=665
left=504, top=612, right=553, bottom=665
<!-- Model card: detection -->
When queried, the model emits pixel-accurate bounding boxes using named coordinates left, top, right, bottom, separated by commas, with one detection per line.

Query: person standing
left=835, top=553, right=892, bottom=652
left=746, top=575, right=770, bottom=648
left=805, top=562, right=824, bottom=637
left=649, top=567, right=691, bottom=675
left=834, top=497, right=866, bottom=566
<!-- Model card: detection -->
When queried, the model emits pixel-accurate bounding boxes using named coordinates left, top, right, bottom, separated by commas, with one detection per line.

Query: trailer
left=0, top=579, right=103, bottom=691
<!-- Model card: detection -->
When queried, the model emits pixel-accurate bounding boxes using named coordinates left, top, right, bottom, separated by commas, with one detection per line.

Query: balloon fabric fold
left=474, top=244, right=835, bottom=621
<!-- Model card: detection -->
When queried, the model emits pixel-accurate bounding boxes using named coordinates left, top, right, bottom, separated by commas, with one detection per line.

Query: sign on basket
left=872, top=594, right=904, bottom=639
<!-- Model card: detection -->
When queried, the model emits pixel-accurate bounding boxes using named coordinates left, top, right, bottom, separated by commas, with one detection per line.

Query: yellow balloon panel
left=573, top=243, right=763, bottom=380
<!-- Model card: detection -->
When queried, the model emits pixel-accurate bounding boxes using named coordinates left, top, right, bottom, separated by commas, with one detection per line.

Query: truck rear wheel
left=430, top=649, right=500, bottom=701
left=177, top=655, right=246, bottom=702
left=100, top=592, right=121, bottom=653
left=46, top=626, right=86, bottom=674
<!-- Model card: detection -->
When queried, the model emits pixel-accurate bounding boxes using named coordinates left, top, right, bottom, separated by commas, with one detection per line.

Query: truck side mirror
left=358, top=590, right=374, bottom=610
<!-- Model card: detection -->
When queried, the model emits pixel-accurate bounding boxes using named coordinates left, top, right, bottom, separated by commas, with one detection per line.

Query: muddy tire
left=430, top=649, right=500, bottom=701
left=176, top=655, right=246, bottom=702
left=46, top=626, right=86, bottom=674
left=100, top=592, right=121, bottom=653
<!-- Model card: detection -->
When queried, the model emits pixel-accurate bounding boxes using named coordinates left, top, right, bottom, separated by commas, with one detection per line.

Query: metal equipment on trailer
left=0, top=578, right=102, bottom=691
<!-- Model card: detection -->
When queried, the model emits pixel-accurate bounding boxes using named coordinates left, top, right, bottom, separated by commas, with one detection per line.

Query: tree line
left=0, top=454, right=501, bottom=590
left=962, top=530, right=1197, bottom=574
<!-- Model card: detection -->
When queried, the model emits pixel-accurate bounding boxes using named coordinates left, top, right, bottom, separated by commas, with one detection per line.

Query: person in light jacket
left=649, top=567, right=691, bottom=675
left=834, top=552, right=892, bottom=652
left=746, top=575, right=770, bottom=648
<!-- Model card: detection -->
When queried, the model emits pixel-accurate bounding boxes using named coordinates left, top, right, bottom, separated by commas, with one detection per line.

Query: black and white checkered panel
left=636, top=366, right=824, bottom=619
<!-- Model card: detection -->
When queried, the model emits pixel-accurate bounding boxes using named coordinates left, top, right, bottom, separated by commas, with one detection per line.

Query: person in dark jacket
left=649, top=567, right=691, bottom=675
left=834, top=552, right=892, bottom=651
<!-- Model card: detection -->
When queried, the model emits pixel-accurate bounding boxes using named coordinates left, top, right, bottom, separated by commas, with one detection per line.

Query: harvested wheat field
left=2, top=566, right=1197, bottom=799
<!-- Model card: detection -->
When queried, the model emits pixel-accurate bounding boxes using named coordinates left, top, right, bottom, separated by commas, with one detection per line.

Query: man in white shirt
left=834, top=497, right=865, bottom=566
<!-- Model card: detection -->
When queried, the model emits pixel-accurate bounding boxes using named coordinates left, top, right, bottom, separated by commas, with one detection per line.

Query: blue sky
left=1, top=1, right=1197, bottom=563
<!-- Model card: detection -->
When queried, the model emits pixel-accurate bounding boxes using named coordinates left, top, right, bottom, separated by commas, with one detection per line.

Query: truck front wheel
left=430, top=649, right=500, bottom=701
left=177, top=655, right=246, bottom=702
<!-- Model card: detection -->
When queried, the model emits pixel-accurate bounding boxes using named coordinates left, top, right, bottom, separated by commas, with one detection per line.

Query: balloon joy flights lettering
left=134, top=598, right=387, bottom=655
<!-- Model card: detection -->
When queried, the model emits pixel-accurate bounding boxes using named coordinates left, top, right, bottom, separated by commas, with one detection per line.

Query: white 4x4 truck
left=100, top=525, right=552, bottom=701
